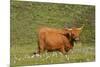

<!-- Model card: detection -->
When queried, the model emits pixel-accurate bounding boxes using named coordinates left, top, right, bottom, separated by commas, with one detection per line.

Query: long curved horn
left=68, top=29, right=72, bottom=31
left=81, top=24, right=85, bottom=29
left=64, top=28, right=72, bottom=31
left=77, top=28, right=82, bottom=30
left=77, top=24, right=85, bottom=30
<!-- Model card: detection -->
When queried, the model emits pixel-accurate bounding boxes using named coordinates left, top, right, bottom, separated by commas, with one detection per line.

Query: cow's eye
left=71, top=33, right=74, bottom=36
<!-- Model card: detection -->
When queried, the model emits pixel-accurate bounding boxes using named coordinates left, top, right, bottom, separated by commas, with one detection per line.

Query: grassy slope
left=10, top=1, right=95, bottom=66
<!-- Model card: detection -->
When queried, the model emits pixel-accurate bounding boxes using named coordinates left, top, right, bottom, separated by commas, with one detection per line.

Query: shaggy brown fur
left=35, top=27, right=82, bottom=55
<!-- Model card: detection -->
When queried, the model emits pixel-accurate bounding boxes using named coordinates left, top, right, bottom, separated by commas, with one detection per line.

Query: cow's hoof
left=31, top=55, right=35, bottom=58
left=35, top=54, right=40, bottom=57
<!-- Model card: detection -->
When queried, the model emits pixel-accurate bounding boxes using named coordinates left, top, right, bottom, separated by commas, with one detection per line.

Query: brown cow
left=34, top=26, right=83, bottom=55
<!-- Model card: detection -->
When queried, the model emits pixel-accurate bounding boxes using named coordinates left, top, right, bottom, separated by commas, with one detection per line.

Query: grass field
left=11, top=44, right=95, bottom=66
left=10, top=1, right=95, bottom=66
left=10, top=43, right=95, bottom=66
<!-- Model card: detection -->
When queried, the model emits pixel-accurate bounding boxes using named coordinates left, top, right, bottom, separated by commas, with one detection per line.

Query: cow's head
left=64, top=25, right=84, bottom=41
left=68, top=27, right=82, bottom=41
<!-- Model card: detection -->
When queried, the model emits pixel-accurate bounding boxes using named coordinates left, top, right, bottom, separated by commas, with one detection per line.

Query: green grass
left=10, top=43, right=95, bottom=66
left=10, top=1, right=95, bottom=66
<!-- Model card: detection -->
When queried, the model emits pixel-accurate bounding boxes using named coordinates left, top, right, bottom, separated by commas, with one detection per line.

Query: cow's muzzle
left=75, top=37, right=80, bottom=41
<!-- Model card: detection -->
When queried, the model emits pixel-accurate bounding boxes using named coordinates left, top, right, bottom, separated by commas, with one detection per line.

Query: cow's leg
left=59, top=46, right=66, bottom=55
left=37, top=38, right=45, bottom=54
left=38, top=45, right=45, bottom=54
left=37, top=32, right=46, bottom=55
